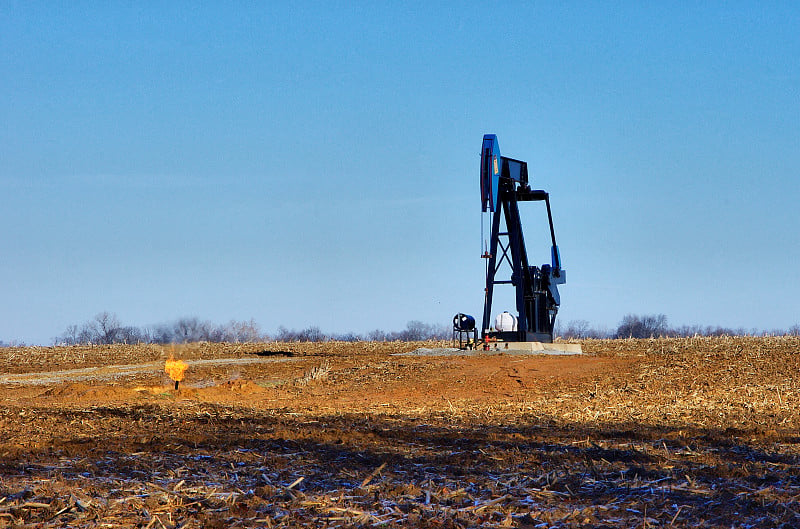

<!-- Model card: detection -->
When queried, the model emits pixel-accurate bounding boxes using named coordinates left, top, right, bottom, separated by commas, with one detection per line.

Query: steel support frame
left=482, top=181, right=557, bottom=343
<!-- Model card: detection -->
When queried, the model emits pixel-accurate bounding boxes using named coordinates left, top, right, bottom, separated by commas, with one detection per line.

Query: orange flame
left=165, top=356, right=189, bottom=382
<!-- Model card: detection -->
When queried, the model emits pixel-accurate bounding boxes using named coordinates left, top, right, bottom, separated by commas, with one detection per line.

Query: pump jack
left=480, top=134, right=565, bottom=343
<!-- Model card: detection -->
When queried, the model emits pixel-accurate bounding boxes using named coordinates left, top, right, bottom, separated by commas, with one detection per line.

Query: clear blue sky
left=2, top=2, right=798, bottom=344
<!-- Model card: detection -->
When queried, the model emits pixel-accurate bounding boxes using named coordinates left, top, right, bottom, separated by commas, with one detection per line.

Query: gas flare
left=165, top=356, right=188, bottom=389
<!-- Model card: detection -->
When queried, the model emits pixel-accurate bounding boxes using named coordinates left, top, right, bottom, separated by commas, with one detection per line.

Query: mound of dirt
left=199, top=379, right=270, bottom=396
left=40, top=382, right=134, bottom=400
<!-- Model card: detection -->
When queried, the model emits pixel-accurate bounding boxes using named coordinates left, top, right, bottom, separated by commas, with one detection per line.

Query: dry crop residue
left=0, top=337, right=799, bottom=527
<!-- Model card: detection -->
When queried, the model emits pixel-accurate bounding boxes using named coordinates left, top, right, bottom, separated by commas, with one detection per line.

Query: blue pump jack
left=480, top=134, right=566, bottom=343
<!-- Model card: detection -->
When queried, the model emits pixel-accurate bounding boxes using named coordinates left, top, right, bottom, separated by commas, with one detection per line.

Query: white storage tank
left=494, top=311, right=518, bottom=332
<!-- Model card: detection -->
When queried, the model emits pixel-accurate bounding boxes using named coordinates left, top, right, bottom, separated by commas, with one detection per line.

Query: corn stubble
left=0, top=336, right=798, bottom=527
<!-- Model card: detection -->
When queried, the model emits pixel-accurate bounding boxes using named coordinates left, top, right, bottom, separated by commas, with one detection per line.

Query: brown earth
left=0, top=337, right=799, bottom=527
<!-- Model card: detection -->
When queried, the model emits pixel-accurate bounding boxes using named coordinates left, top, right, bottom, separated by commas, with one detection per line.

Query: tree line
left=2, top=312, right=798, bottom=347
left=558, top=313, right=800, bottom=339
left=54, top=312, right=262, bottom=345
left=50, top=312, right=451, bottom=345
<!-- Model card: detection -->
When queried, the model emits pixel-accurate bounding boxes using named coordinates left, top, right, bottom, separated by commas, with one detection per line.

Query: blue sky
left=2, top=2, right=798, bottom=344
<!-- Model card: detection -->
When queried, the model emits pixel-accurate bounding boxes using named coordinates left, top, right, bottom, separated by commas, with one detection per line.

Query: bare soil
left=1, top=337, right=799, bottom=527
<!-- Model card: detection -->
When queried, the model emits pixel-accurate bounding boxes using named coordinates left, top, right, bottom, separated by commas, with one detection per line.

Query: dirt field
left=1, top=337, right=799, bottom=528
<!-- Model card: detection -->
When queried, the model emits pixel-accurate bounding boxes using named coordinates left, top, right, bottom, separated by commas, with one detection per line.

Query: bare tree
left=298, top=326, right=325, bottom=342
left=562, top=319, right=590, bottom=339
left=116, top=326, right=148, bottom=344
left=226, top=319, right=261, bottom=343
left=616, top=314, right=669, bottom=338
left=329, top=331, right=363, bottom=342
left=172, top=317, right=211, bottom=343
left=400, top=321, right=427, bottom=341
left=66, top=312, right=123, bottom=344
left=272, top=325, right=328, bottom=342
left=56, top=324, right=81, bottom=345
left=397, top=321, right=448, bottom=341
left=367, top=329, right=390, bottom=341
left=150, top=323, right=176, bottom=344
left=95, top=312, right=123, bottom=344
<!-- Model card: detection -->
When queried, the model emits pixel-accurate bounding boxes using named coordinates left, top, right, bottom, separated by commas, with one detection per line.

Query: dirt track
left=0, top=357, right=299, bottom=386
left=1, top=337, right=799, bottom=527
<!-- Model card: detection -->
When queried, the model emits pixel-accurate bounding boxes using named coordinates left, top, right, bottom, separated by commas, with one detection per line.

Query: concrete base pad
left=394, top=342, right=583, bottom=357
left=487, top=342, right=583, bottom=355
